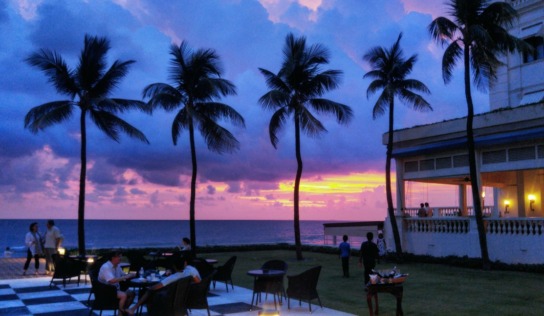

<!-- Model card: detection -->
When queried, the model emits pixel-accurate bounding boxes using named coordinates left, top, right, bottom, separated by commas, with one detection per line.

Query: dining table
left=128, top=276, right=163, bottom=315
left=366, top=282, right=404, bottom=316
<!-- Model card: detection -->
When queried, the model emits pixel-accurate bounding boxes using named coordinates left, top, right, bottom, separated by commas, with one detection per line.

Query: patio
left=0, top=258, right=354, bottom=316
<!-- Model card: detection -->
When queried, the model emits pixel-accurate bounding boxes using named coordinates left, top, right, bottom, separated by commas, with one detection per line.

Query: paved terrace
left=0, top=258, right=354, bottom=315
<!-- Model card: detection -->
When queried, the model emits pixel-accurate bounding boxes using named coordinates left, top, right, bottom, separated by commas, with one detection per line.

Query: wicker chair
left=49, top=254, right=83, bottom=288
left=286, top=266, right=323, bottom=312
left=147, top=276, right=192, bottom=316
left=187, top=271, right=216, bottom=316
left=212, top=255, right=237, bottom=292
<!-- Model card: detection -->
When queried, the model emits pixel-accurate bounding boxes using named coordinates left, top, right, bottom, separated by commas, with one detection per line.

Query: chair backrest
left=192, top=258, right=214, bottom=279
left=91, top=277, right=119, bottom=310
left=187, top=271, right=215, bottom=309
left=217, top=256, right=237, bottom=276
left=173, top=276, right=192, bottom=316
left=288, top=266, right=322, bottom=293
left=262, top=260, right=288, bottom=272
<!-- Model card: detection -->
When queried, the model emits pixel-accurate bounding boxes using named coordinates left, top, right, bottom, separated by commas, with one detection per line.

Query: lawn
left=205, top=250, right=544, bottom=315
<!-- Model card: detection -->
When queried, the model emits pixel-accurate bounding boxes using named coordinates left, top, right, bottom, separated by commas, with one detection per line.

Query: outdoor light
left=87, top=257, right=94, bottom=263
left=528, top=194, right=536, bottom=212
left=58, top=247, right=66, bottom=256
left=504, top=200, right=510, bottom=214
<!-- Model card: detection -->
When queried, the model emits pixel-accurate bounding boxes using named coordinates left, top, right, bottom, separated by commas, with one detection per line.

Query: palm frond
left=24, top=101, right=74, bottom=133
left=442, top=42, right=463, bottom=84
left=401, top=79, right=431, bottom=95
left=306, top=70, right=343, bottom=96
left=366, top=79, right=387, bottom=99
left=195, top=77, right=237, bottom=101
left=259, top=90, right=290, bottom=111
left=25, top=49, right=78, bottom=98
left=194, top=102, right=245, bottom=128
left=172, top=109, right=189, bottom=145
left=198, top=118, right=240, bottom=154
left=299, top=107, right=327, bottom=137
left=372, top=91, right=392, bottom=120
left=398, top=89, right=433, bottom=112
left=89, top=109, right=149, bottom=143
left=92, top=60, right=136, bottom=99
left=428, top=16, right=458, bottom=46
left=78, top=35, right=110, bottom=90
left=308, top=98, right=353, bottom=124
left=143, top=83, right=185, bottom=111
left=259, top=68, right=290, bottom=92
left=97, top=98, right=149, bottom=114
left=269, top=108, right=289, bottom=148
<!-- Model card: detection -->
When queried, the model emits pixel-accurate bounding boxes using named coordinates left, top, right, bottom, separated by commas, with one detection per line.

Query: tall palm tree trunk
left=188, top=120, right=198, bottom=253
left=77, top=110, right=87, bottom=256
left=464, top=46, right=490, bottom=269
left=386, top=100, right=403, bottom=256
left=293, top=115, right=304, bottom=260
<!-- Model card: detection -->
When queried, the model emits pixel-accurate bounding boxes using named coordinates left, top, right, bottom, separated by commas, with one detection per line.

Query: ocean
left=1, top=219, right=335, bottom=256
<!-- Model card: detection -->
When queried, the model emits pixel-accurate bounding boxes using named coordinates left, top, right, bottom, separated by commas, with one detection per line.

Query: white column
left=459, top=184, right=467, bottom=216
left=517, top=171, right=526, bottom=217
left=492, top=187, right=500, bottom=218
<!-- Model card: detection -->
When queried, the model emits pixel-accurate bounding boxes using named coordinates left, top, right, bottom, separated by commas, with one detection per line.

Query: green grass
left=204, top=250, right=544, bottom=316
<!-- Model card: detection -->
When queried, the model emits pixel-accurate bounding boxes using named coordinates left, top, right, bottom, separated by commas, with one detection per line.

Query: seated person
left=179, top=237, right=191, bottom=252
left=98, top=251, right=136, bottom=314
left=126, top=256, right=201, bottom=315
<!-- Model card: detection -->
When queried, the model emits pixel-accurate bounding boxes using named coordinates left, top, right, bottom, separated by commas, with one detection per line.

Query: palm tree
left=143, top=42, right=245, bottom=252
left=363, top=33, right=432, bottom=257
left=259, top=33, right=353, bottom=260
left=25, top=34, right=149, bottom=256
left=429, top=0, right=530, bottom=269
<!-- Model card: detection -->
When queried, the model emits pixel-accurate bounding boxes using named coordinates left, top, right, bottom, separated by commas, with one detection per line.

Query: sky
left=0, top=0, right=490, bottom=221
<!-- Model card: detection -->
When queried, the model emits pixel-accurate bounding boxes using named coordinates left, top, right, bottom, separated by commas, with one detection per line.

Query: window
left=523, top=36, right=544, bottom=63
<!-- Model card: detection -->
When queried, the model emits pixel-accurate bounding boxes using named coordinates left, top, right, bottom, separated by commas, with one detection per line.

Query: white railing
left=486, top=218, right=544, bottom=235
left=392, top=216, right=544, bottom=264
left=467, top=206, right=493, bottom=217
left=404, top=218, right=470, bottom=233
left=399, top=206, right=492, bottom=217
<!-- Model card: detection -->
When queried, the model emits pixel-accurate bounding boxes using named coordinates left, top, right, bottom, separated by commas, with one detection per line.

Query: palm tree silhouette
left=143, top=42, right=245, bottom=252
left=429, top=0, right=530, bottom=268
left=25, top=34, right=149, bottom=255
left=363, top=33, right=432, bottom=257
left=259, top=33, right=353, bottom=260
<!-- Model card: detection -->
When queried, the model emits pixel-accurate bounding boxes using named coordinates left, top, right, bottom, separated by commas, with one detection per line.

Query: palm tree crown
left=143, top=41, right=245, bottom=251
left=363, top=33, right=431, bottom=256
left=259, top=33, right=353, bottom=260
left=428, top=0, right=530, bottom=91
left=364, top=33, right=432, bottom=119
left=259, top=33, right=353, bottom=148
left=24, top=34, right=149, bottom=255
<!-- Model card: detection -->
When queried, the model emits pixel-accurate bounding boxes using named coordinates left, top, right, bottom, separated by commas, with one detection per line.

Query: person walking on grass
left=23, top=222, right=44, bottom=275
left=339, top=235, right=351, bottom=277
left=359, top=232, right=379, bottom=285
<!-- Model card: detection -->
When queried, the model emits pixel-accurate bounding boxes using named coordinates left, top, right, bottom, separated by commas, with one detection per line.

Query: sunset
left=1, top=1, right=543, bottom=315
left=0, top=0, right=489, bottom=221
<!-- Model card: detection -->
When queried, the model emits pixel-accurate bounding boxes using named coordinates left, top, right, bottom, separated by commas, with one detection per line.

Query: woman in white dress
left=23, top=222, right=44, bottom=275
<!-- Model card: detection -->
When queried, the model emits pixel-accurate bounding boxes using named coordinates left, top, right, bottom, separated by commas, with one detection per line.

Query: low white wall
left=384, top=216, right=544, bottom=264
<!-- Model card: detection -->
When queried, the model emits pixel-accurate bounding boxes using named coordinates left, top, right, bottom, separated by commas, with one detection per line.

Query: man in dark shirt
left=359, top=232, right=379, bottom=285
